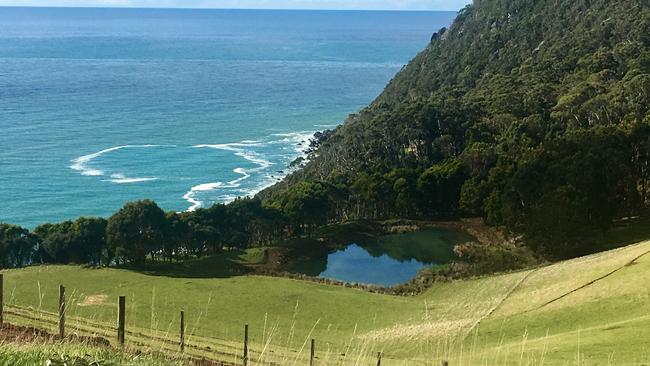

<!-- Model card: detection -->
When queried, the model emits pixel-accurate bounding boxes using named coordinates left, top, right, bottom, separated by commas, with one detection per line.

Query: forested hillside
left=261, top=0, right=650, bottom=257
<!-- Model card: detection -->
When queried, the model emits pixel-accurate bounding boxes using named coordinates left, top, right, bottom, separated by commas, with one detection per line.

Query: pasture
left=2, top=240, right=650, bottom=365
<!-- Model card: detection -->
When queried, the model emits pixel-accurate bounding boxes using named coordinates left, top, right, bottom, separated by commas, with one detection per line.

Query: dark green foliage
left=34, top=221, right=76, bottom=264
left=106, top=200, right=168, bottom=266
left=279, top=182, right=330, bottom=236
left=0, top=223, right=36, bottom=268
left=74, top=217, right=108, bottom=264
left=186, top=198, right=287, bottom=252
left=35, top=217, right=107, bottom=265
left=417, top=159, right=466, bottom=217
left=164, top=212, right=190, bottom=260
left=482, top=127, right=646, bottom=257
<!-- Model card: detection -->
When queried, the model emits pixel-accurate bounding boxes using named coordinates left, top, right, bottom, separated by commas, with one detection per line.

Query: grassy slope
left=2, top=240, right=650, bottom=365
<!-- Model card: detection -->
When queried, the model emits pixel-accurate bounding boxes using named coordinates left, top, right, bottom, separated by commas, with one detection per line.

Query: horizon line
left=0, top=5, right=462, bottom=12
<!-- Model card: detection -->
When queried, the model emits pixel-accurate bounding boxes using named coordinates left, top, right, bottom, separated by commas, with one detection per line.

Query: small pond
left=289, top=228, right=474, bottom=286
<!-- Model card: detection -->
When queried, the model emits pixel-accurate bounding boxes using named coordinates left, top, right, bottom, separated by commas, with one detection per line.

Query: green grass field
left=2, top=239, right=650, bottom=365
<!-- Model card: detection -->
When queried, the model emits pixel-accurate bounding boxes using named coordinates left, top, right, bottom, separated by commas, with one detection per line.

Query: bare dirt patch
left=0, top=323, right=54, bottom=343
left=77, top=294, right=108, bottom=306
left=358, top=319, right=475, bottom=342
left=382, top=218, right=507, bottom=246
left=191, top=358, right=238, bottom=366
left=0, top=323, right=110, bottom=347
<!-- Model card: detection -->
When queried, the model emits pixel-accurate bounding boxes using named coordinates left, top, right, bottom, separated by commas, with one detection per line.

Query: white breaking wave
left=270, top=131, right=315, bottom=139
left=195, top=143, right=272, bottom=169
left=70, top=144, right=163, bottom=179
left=184, top=142, right=276, bottom=211
left=70, top=132, right=325, bottom=211
left=182, top=182, right=225, bottom=211
left=186, top=134, right=318, bottom=211
left=106, top=173, right=158, bottom=184
left=269, top=131, right=317, bottom=154
left=182, top=165, right=255, bottom=211
left=217, top=194, right=240, bottom=203
left=229, top=167, right=251, bottom=185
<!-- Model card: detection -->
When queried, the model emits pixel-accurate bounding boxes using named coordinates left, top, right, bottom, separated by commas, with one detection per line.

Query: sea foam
left=183, top=182, right=225, bottom=211
left=73, top=135, right=318, bottom=212
left=184, top=133, right=320, bottom=211
left=70, top=144, right=165, bottom=183
left=184, top=142, right=275, bottom=210
left=107, top=173, right=158, bottom=184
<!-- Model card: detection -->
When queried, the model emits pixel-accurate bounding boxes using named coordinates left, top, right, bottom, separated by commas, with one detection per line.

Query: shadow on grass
left=587, top=215, right=650, bottom=253
left=115, top=224, right=377, bottom=280
left=120, top=250, right=258, bottom=279
left=117, top=220, right=477, bottom=280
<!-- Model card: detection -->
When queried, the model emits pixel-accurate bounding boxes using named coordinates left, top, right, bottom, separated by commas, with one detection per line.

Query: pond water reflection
left=289, top=229, right=474, bottom=286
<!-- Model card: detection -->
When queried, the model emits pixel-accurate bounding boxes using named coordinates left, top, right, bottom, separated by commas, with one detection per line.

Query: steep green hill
left=261, top=0, right=650, bottom=257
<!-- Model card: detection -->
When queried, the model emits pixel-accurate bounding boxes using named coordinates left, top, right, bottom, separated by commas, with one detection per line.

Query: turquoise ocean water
left=0, top=7, right=455, bottom=228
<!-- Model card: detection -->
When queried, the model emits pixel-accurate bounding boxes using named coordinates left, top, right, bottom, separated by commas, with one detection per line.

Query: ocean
left=0, top=7, right=456, bottom=228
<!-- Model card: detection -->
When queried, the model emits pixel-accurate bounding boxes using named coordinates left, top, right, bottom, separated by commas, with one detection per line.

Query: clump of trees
left=106, top=200, right=168, bottom=266
left=0, top=224, right=37, bottom=268
left=35, top=217, right=107, bottom=265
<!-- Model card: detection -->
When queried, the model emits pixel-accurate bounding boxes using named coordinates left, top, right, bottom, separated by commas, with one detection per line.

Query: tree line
left=0, top=198, right=290, bottom=269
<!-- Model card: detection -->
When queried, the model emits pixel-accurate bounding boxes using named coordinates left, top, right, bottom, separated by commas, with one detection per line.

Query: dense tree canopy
left=0, top=224, right=36, bottom=268
left=261, top=0, right=650, bottom=257
left=107, top=200, right=169, bottom=266
left=35, top=217, right=107, bottom=264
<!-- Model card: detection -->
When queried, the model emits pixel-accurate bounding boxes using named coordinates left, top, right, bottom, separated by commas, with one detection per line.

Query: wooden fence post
left=310, top=338, right=315, bottom=366
left=117, top=296, right=126, bottom=346
left=58, top=285, right=65, bottom=338
left=0, top=273, right=3, bottom=326
left=376, top=352, right=382, bottom=366
left=180, top=310, right=185, bottom=353
left=243, top=323, right=249, bottom=366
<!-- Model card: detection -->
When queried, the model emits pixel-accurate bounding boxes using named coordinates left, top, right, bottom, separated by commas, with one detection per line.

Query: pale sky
left=0, top=0, right=472, bottom=11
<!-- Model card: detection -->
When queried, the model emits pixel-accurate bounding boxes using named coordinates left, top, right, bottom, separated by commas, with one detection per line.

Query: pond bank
left=249, top=218, right=508, bottom=295
left=378, top=218, right=506, bottom=246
